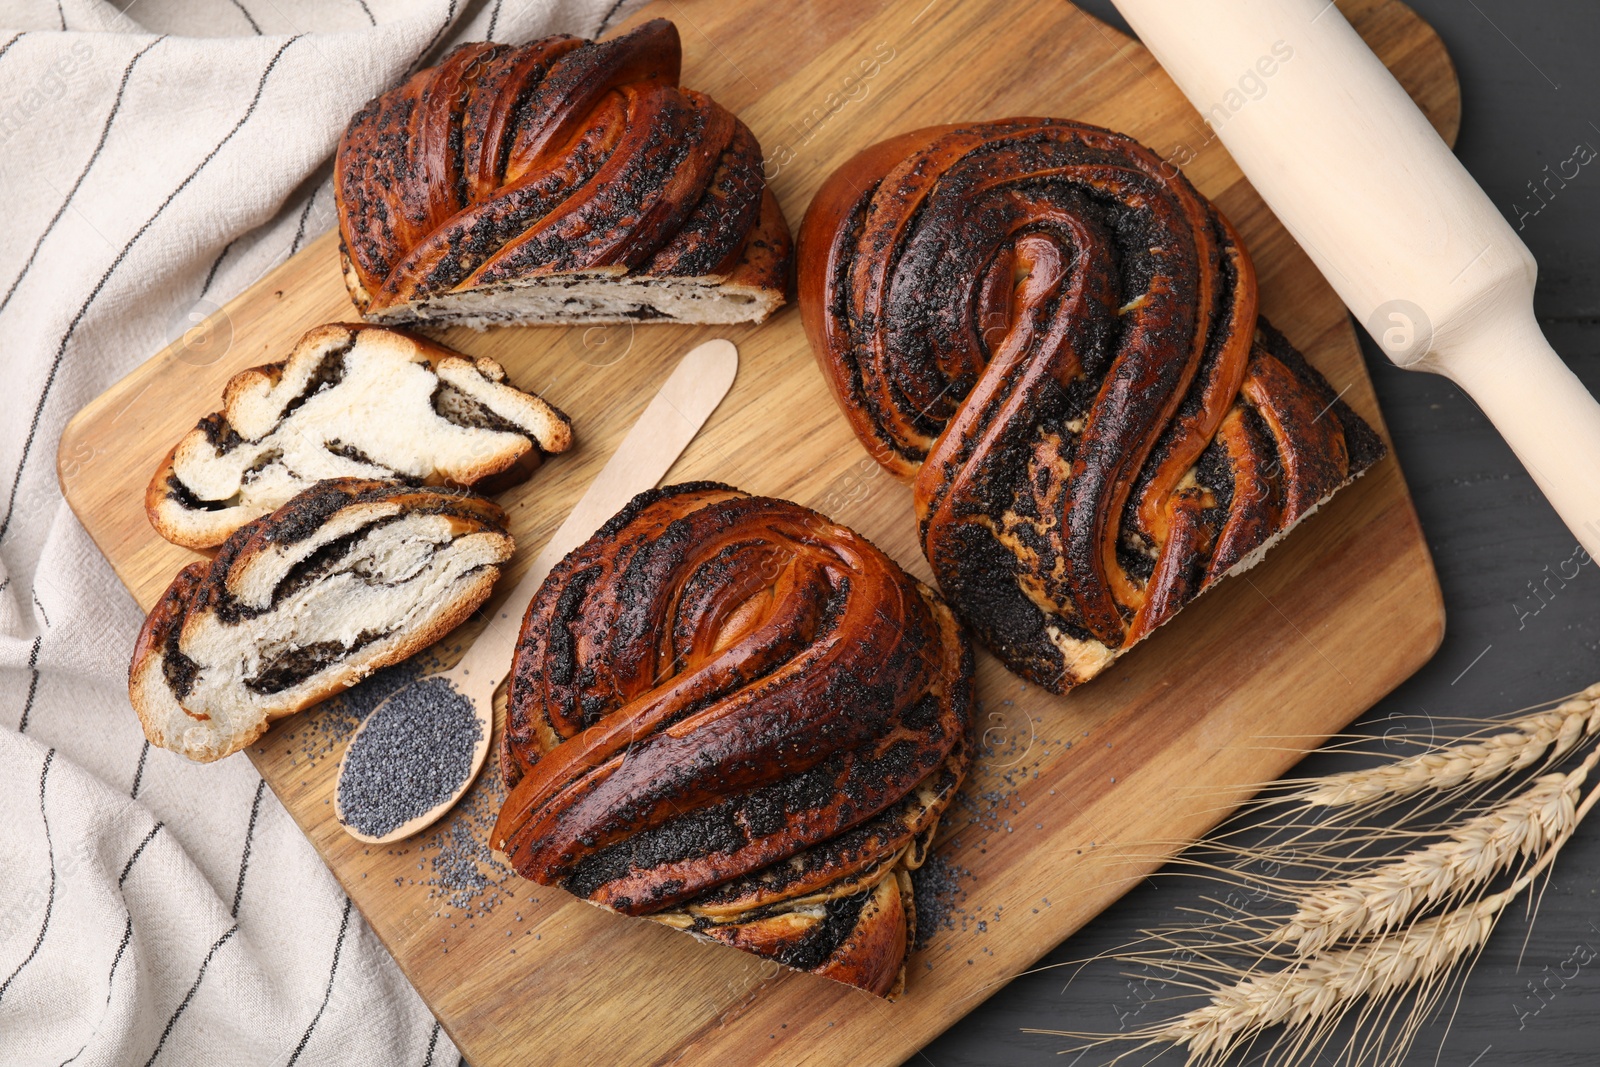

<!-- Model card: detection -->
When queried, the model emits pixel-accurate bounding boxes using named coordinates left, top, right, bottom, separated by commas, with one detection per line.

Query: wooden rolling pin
left=1110, top=0, right=1600, bottom=556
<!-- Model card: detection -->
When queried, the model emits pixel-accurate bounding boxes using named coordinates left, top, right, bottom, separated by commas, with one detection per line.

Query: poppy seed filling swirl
left=799, top=118, right=1386, bottom=692
left=493, top=483, right=974, bottom=997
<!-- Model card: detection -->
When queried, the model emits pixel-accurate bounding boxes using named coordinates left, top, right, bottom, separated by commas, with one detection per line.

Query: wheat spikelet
left=1036, top=685, right=1600, bottom=1067
left=1269, top=770, right=1582, bottom=955
left=1296, top=683, right=1600, bottom=807
left=1157, top=892, right=1508, bottom=1061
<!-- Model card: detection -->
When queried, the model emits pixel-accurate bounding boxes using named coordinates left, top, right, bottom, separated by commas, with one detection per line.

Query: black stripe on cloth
left=230, top=0, right=263, bottom=34
left=58, top=822, right=166, bottom=1067
left=0, top=33, right=27, bottom=69
left=17, top=637, right=40, bottom=733
left=198, top=239, right=236, bottom=299
left=0, top=33, right=305, bottom=544
left=596, top=0, right=629, bottom=35
left=283, top=897, right=354, bottom=1067
left=56, top=916, right=131, bottom=1067
left=55, top=2, right=65, bottom=30
left=288, top=184, right=320, bottom=257
left=130, top=740, right=151, bottom=799
left=0, top=750, right=56, bottom=1004
left=354, top=0, right=376, bottom=26
left=120, top=822, right=164, bottom=886
left=230, top=779, right=267, bottom=918
left=31, top=590, right=50, bottom=627
left=138, top=923, right=239, bottom=1067
left=104, top=918, right=133, bottom=995
left=485, top=0, right=503, bottom=41
left=0, top=36, right=166, bottom=318
left=406, top=0, right=460, bottom=76
left=56, top=917, right=131, bottom=1066
left=423, top=1020, right=441, bottom=1065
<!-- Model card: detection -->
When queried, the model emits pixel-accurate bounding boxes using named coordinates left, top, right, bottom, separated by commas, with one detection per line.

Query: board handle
left=1109, top=0, right=1600, bottom=555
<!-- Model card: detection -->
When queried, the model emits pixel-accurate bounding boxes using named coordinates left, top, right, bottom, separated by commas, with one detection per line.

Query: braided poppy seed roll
left=797, top=118, right=1386, bottom=693
left=494, top=483, right=973, bottom=997
left=335, top=19, right=791, bottom=329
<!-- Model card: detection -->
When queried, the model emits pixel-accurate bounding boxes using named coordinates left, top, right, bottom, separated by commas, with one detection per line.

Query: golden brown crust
left=494, top=483, right=975, bottom=997
left=797, top=118, right=1386, bottom=692
left=128, top=559, right=209, bottom=711
left=144, top=443, right=187, bottom=542
left=720, top=188, right=792, bottom=298
left=334, top=20, right=792, bottom=323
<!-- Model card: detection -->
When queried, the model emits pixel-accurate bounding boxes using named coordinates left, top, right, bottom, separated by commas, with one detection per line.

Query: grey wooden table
left=921, top=2, right=1600, bottom=1064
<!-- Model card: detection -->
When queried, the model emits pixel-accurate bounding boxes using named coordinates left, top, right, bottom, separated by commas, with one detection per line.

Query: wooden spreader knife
left=1111, top=0, right=1600, bottom=556
left=335, top=339, right=739, bottom=843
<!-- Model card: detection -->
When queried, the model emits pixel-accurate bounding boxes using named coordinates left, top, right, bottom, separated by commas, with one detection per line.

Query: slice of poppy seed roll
left=146, top=323, right=572, bottom=549
left=130, top=479, right=513, bottom=763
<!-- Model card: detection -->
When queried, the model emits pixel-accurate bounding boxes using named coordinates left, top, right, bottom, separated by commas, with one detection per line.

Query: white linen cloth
left=0, top=0, right=632, bottom=1063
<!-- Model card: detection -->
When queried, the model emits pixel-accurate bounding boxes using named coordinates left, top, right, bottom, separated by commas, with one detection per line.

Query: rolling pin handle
left=1440, top=300, right=1600, bottom=559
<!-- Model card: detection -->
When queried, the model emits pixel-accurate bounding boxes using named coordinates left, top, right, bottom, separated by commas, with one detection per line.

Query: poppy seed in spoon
left=338, top=676, right=482, bottom=839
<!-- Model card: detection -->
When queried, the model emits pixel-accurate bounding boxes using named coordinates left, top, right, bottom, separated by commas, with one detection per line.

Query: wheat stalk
left=1035, top=684, right=1600, bottom=1067
left=1159, top=893, right=1504, bottom=1060
left=1270, top=764, right=1587, bottom=955
left=1129, top=762, right=1600, bottom=1065
left=1294, top=683, right=1600, bottom=807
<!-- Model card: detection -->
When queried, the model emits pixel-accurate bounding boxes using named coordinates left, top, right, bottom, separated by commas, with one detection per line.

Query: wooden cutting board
left=57, top=0, right=1455, bottom=1062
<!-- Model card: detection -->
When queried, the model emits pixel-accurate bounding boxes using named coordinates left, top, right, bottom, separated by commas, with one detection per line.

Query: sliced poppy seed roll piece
left=147, top=323, right=571, bottom=549
left=494, top=483, right=974, bottom=998
left=130, top=479, right=513, bottom=763
left=335, top=19, right=791, bottom=329
left=797, top=118, right=1387, bottom=693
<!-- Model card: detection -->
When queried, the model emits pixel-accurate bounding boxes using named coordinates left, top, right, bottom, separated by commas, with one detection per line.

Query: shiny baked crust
left=494, top=483, right=974, bottom=997
left=146, top=323, right=571, bottom=549
left=130, top=479, right=512, bottom=762
left=797, top=118, right=1386, bottom=692
left=334, top=19, right=791, bottom=328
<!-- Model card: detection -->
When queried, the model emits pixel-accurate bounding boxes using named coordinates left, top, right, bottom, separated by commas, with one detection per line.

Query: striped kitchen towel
left=0, top=0, right=634, bottom=1064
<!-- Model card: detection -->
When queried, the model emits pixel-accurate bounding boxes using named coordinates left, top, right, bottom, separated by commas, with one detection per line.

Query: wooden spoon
left=335, top=339, right=740, bottom=843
